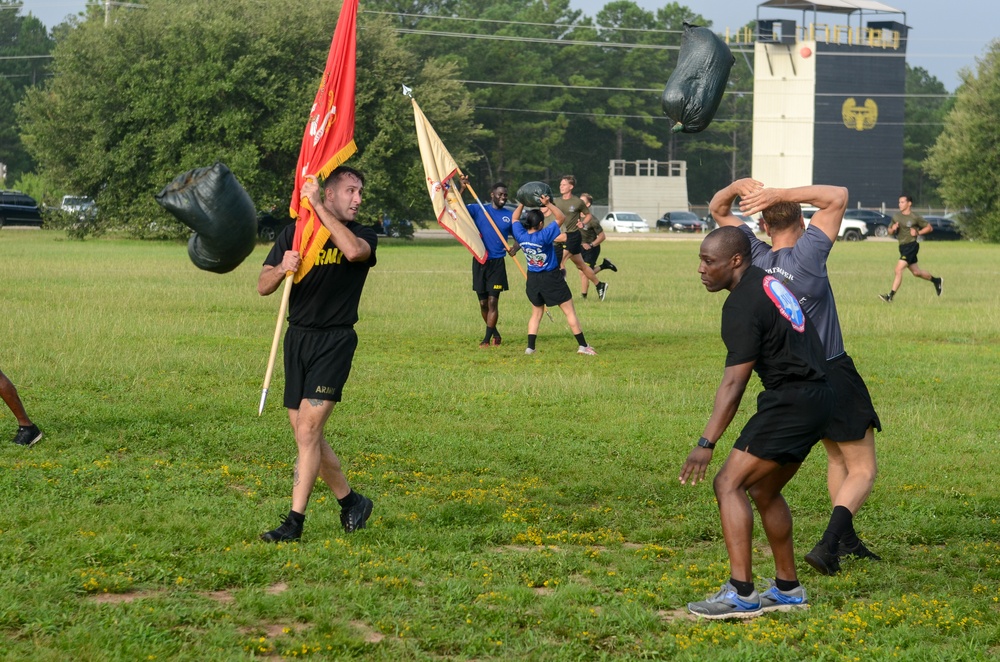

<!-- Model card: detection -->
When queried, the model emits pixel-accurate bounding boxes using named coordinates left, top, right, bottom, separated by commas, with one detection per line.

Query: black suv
left=843, top=209, right=892, bottom=237
left=0, top=190, right=43, bottom=228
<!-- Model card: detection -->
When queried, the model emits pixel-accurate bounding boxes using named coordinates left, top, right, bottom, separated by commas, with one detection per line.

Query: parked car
left=922, top=215, right=964, bottom=241
left=702, top=211, right=757, bottom=233
left=843, top=208, right=893, bottom=237
left=256, top=206, right=294, bottom=241
left=60, top=195, right=97, bottom=219
left=803, top=206, right=868, bottom=241
left=0, top=190, right=43, bottom=228
left=657, top=210, right=705, bottom=232
left=602, top=211, right=649, bottom=233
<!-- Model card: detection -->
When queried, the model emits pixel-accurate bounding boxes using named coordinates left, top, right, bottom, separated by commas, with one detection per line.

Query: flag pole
left=259, top=272, right=293, bottom=415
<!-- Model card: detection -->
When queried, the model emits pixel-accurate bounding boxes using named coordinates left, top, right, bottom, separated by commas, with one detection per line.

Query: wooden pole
left=258, top=273, right=293, bottom=415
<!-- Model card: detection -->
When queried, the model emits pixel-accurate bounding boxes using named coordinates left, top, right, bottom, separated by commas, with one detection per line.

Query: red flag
left=289, top=0, right=358, bottom=283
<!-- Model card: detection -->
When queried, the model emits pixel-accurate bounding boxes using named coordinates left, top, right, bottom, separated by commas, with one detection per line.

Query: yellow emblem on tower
left=842, top=98, right=878, bottom=131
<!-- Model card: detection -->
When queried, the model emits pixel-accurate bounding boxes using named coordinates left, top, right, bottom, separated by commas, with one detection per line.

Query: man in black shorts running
left=879, top=194, right=942, bottom=302
left=257, top=166, right=378, bottom=542
left=552, top=175, right=608, bottom=301
left=680, top=227, right=833, bottom=620
left=577, top=192, right=617, bottom=299
left=718, top=180, right=883, bottom=575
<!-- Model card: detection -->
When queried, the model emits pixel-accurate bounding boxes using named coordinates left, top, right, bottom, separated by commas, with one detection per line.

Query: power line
left=473, top=105, right=946, bottom=126
left=459, top=79, right=953, bottom=98
left=365, top=10, right=689, bottom=37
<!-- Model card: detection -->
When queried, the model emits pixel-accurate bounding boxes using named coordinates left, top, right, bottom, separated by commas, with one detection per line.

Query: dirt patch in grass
left=88, top=589, right=166, bottom=604
left=492, top=545, right=564, bottom=553
left=240, top=622, right=311, bottom=639
left=202, top=590, right=235, bottom=604
left=350, top=620, right=385, bottom=643
left=658, top=608, right=696, bottom=623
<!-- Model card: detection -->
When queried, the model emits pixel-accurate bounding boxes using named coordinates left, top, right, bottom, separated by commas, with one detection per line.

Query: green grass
left=1, top=230, right=998, bottom=660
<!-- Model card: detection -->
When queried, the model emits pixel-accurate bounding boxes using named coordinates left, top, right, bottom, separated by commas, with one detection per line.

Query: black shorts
left=823, top=353, right=882, bottom=442
left=563, top=231, right=583, bottom=256
left=734, top=381, right=834, bottom=465
left=473, top=257, right=509, bottom=298
left=898, top=242, right=920, bottom=264
left=526, top=269, right=573, bottom=307
left=283, top=326, right=358, bottom=408
left=581, top=244, right=601, bottom=268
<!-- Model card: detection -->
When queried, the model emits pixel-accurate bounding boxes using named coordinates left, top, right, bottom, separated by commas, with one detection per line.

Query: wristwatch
left=697, top=436, right=716, bottom=450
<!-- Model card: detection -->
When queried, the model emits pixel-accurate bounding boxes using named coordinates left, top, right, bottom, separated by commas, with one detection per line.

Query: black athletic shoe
left=601, top=258, right=618, bottom=273
left=341, top=493, right=374, bottom=533
left=805, top=541, right=841, bottom=576
left=932, top=277, right=943, bottom=296
left=878, top=293, right=893, bottom=303
left=12, top=424, right=42, bottom=447
left=838, top=539, right=882, bottom=561
left=260, top=515, right=303, bottom=542
left=596, top=281, right=608, bottom=301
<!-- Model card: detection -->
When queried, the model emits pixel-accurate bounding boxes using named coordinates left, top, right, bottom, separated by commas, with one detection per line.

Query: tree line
left=2, top=0, right=995, bottom=240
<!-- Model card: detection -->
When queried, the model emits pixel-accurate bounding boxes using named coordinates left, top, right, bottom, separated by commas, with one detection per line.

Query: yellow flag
left=411, top=98, right=487, bottom=263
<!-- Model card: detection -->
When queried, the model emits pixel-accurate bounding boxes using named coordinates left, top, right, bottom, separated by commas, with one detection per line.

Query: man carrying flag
left=459, top=176, right=519, bottom=348
left=256, top=0, right=376, bottom=542
left=257, top=169, right=377, bottom=542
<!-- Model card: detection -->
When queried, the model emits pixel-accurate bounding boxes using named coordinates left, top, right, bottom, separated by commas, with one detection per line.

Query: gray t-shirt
left=738, top=224, right=845, bottom=360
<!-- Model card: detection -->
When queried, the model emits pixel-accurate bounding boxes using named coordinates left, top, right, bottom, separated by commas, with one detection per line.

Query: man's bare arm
left=741, top=185, right=848, bottom=244
left=710, top=178, right=763, bottom=227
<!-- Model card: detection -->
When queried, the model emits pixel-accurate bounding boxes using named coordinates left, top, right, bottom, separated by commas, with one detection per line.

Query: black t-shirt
left=721, top=266, right=827, bottom=390
left=264, top=222, right=378, bottom=329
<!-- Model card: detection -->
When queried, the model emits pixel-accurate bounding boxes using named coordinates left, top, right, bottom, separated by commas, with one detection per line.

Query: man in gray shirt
left=710, top=179, right=882, bottom=577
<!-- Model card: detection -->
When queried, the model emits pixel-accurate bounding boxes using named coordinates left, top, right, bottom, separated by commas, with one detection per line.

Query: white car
left=60, top=195, right=97, bottom=219
left=601, top=211, right=650, bottom=233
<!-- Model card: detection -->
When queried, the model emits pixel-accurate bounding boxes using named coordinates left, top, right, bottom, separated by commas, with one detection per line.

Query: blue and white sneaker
left=759, top=579, right=809, bottom=613
left=687, top=581, right=763, bottom=620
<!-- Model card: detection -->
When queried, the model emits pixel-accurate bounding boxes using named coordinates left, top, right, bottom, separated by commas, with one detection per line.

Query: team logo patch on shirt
left=763, top=275, right=805, bottom=332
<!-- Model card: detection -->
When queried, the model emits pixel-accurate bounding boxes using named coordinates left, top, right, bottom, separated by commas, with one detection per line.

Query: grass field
left=1, top=229, right=998, bottom=660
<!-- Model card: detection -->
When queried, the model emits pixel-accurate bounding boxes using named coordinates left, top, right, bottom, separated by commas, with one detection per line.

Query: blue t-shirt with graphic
left=466, top=203, right=514, bottom=260
left=511, top=220, right=561, bottom=272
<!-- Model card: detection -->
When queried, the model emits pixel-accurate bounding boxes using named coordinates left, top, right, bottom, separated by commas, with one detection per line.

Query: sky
left=19, top=0, right=998, bottom=91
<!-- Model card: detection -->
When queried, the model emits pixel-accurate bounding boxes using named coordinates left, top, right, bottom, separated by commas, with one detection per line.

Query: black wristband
left=697, top=436, right=716, bottom=450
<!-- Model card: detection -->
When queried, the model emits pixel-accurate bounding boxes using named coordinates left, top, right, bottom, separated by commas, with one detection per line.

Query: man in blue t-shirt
left=712, top=179, right=883, bottom=578
left=460, top=179, right=519, bottom=348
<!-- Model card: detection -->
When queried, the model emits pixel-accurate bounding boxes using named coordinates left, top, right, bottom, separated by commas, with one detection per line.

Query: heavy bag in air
left=661, top=23, right=735, bottom=134
left=515, top=181, right=554, bottom=207
left=155, top=162, right=258, bottom=274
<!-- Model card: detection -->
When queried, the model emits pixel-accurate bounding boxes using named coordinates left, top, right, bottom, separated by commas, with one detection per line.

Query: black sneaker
left=878, top=293, right=893, bottom=303
left=12, top=424, right=42, bottom=447
left=932, top=277, right=943, bottom=296
left=596, top=281, right=608, bottom=301
left=804, top=540, right=841, bottom=576
left=260, top=514, right=303, bottom=542
left=838, top=539, right=882, bottom=561
left=601, top=258, right=618, bottom=273
left=341, top=493, right=373, bottom=533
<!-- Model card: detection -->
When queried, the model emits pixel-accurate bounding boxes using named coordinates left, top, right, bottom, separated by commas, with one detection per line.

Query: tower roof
left=757, top=0, right=903, bottom=14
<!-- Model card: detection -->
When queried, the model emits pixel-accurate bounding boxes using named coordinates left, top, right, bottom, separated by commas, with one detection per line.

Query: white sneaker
left=577, top=345, right=597, bottom=355
left=524, top=348, right=535, bottom=355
